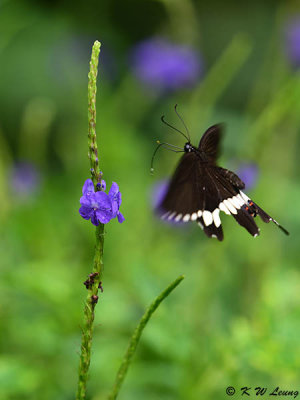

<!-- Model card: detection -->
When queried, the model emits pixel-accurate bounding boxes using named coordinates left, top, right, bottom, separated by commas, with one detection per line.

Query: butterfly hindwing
left=159, top=157, right=230, bottom=241
left=216, top=167, right=245, bottom=189
left=247, top=200, right=289, bottom=235
left=211, top=168, right=260, bottom=237
left=198, top=215, right=224, bottom=241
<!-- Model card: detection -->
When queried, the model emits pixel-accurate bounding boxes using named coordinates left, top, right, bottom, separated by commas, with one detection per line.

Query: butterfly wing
left=198, top=124, right=223, bottom=163
left=158, top=160, right=267, bottom=240
left=207, top=167, right=261, bottom=236
left=158, top=153, right=225, bottom=240
left=158, top=152, right=203, bottom=218
left=157, top=131, right=289, bottom=240
left=210, top=167, right=289, bottom=236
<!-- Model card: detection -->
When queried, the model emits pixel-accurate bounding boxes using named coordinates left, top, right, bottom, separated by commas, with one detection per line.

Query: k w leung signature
left=241, top=386, right=299, bottom=398
left=226, top=386, right=299, bottom=398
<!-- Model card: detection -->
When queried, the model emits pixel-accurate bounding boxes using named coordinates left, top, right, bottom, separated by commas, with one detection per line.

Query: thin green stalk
left=108, top=275, right=185, bottom=400
left=76, top=40, right=104, bottom=400
left=187, top=33, right=252, bottom=132
left=245, top=74, right=300, bottom=158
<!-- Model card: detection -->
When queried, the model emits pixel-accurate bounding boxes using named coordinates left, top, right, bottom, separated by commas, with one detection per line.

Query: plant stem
left=76, top=40, right=104, bottom=400
left=108, top=275, right=185, bottom=400
left=187, top=33, right=252, bottom=132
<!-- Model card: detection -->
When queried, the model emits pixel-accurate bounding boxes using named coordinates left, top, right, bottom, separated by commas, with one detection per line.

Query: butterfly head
left=184, top=143, right=193, bottom=153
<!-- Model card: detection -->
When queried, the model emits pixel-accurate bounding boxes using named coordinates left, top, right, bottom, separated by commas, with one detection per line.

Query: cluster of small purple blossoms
left=131, top=37, right=203, bottom=92
left=79, top=179, right=125, bottom=226
left=236, top=163, right=258, bottom=190
left=10, top=161, right=41, bottom=197
left=284, top=16, right=300, bottom=68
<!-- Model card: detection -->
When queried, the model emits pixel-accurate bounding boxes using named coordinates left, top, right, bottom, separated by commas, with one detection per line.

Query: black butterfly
left=154, top=107, right=289, bottom=241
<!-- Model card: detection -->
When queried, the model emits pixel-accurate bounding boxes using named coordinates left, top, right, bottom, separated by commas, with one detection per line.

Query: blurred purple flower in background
left=131, top=37, right=203, bottom=92
left=236, top=163, right=259, bottom=190
left=10, top=162, right=41, bottom=197
left=151, top=179, right=169, bottom=209
left=151, top=179, right=185, bottom=226
left=284, top=16, right=300, bottom=68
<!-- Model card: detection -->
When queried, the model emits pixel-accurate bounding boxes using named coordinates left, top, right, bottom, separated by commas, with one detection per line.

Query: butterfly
left=153, top=106, right=289, bottom=241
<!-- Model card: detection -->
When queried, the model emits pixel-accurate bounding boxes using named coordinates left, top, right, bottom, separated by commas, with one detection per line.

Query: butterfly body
left=157, top=123, right=289, bottom=241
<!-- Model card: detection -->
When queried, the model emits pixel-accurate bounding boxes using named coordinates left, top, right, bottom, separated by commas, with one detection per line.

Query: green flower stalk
left=76, top=40, right=104, bottom=400
left=108, top=275, right=185, bottom=400
left=76, top=40, right=184, bottom=400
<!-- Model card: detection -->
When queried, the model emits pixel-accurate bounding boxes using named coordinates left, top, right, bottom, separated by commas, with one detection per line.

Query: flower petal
left=91, top=212, right=100, bottom=226
left=96, top=209, right=113, bottom=224
left=80, top=193, right=96, bottom=207
left=79, top=205, right=93, bottom=220
left=111, top=201, right=118, bottom=218
left=117, top=211, right=125, bottom=224
left=109, top=182, right=119, bottom=198
left=82, top=179, right=95, bottom=195
left=109, top=182, right=122, bottom=216
left=94, top=191, right=112, bottom=209
left=116, top=191, right=122, bottom=207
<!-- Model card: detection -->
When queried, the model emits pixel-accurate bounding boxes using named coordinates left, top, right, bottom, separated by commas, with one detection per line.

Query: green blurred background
left=0, top=0, right=299, bottom=399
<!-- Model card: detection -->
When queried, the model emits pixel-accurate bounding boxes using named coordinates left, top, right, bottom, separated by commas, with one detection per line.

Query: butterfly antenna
left=161, top=115, right=190, bottom=142
left=174, top=104, right=191, bottom=142
left=150, top=140, right=184, bottom=174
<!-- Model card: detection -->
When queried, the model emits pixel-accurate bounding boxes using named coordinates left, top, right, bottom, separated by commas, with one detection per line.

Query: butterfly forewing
left=159, top=152, right=203, bottom=219
left=198, top=124, right=223, bottom=163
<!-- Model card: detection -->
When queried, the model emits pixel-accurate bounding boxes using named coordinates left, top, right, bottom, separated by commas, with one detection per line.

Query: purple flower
left=284, top=16, right=300, bottom=68
left=131, top=37, right=203, bottom=92
left=10, top=161, right=41, bottom=197
left=236, top=163, right=259, bottom=190
left=108, top=182, right=125, bottom=223
left=79, top=179, right=113, bottom=225
left=79, top=178, right=125, bottom=225
left=151, top=179, right=169, bottom=209
left=82, top=178, right=95, bottom=195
